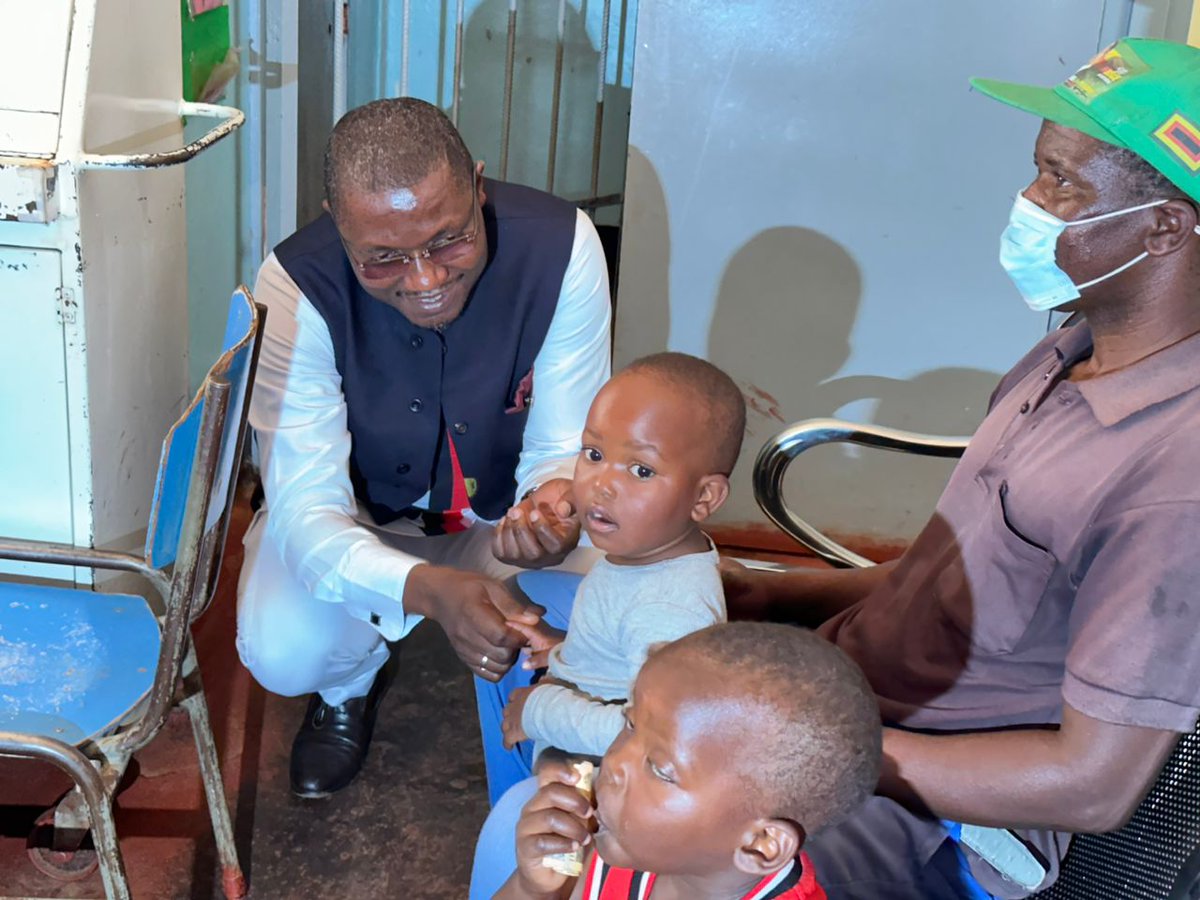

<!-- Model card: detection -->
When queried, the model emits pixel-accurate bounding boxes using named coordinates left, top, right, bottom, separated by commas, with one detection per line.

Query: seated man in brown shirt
left=726, top=38, right=1200, bottom=900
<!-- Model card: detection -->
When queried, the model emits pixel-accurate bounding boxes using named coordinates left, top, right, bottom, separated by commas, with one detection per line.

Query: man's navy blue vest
left=274, top=178, right=576, bottom=523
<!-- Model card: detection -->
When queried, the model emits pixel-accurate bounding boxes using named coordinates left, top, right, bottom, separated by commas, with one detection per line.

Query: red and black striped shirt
left=579, top=852, right=827, bottom=900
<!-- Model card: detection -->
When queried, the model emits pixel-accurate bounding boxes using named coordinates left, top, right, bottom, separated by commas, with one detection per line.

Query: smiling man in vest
left=236, top=98, right=611, bottom=799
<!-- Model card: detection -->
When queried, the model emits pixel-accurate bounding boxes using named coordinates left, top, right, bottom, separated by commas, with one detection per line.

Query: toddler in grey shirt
left=499, top=352, right=747, bottom=763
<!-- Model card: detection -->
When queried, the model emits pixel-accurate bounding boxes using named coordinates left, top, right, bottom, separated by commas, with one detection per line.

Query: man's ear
left=322, top=199, right=332, bottom=216
left=475, top=159, right=488, bottom=204
left=690, top=474, right=731, bottom=523
left=1147, top=199, right=1199, bottom=256
left=733, top=818, right=802, bottom=877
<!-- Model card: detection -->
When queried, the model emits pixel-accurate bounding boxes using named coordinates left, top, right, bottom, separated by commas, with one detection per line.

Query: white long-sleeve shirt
left=249, top=208, right=612, bottom=640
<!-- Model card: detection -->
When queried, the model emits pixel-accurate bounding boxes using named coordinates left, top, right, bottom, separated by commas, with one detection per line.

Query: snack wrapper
left=541, top=760, right=595, bottom=877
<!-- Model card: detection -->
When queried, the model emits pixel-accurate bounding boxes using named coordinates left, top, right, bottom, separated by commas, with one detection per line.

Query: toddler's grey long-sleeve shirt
left=521, top=543, right=725, bottom=758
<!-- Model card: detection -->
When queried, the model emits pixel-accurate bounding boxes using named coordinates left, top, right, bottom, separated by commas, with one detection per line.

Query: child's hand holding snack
left=505, top=760, right=595, bottom=899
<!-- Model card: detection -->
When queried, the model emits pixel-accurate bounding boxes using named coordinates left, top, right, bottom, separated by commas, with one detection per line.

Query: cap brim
left=969, top=77, right=1124, bottom=147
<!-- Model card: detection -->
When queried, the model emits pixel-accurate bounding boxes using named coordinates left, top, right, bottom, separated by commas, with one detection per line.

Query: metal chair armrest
left=753, top=418, right=970, bottom=568
left=0, top=538, right=168, bottom=598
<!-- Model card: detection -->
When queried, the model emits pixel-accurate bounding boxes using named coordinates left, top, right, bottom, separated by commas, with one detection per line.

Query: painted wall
left=615, top=0, right=1190, bottom=544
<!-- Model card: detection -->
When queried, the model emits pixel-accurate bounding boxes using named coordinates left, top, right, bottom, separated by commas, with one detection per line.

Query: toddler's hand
left=511, top=761, right=596, bottom=897
left=492, top=479, right=581, bottom=569
left=509, top=619, right=567, bottom=670
left=502, top=685, right=538, bottom=749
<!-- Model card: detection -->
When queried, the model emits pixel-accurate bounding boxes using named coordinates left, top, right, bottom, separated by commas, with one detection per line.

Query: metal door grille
left=331, top=0, right=635, bottom=222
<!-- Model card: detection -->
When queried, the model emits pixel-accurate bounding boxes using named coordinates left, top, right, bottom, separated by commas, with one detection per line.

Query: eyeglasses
left=345, top=175, right=481, bottom=281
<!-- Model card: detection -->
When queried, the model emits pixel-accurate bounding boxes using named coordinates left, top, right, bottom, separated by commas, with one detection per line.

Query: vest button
left=409, top=399, right=423, bottom=413
left=411, top=335, right=423, bottom=349
left=395, top=462, right=410, bottom=474
left=1020, top=401, right=1030, bottom=413
left=453, top=421, right=468, bottom=435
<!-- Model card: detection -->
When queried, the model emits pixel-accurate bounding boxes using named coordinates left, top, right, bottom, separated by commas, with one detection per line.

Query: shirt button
left=411, top=335, right=423, bottom=349
left=395, top=462, right=410, bottom=474
left=453, top=421, right=469, bottom=435
left=409, top=399, right=423, bottom=413
left=1020, top=401, right=1030, bottom=413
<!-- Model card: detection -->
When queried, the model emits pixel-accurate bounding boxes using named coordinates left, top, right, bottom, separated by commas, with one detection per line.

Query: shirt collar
left=1051, top=320, right=1200, bottom=427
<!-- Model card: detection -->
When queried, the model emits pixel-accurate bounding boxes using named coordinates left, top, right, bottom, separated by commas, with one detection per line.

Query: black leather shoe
left=289, top=664, right=392, bottom=799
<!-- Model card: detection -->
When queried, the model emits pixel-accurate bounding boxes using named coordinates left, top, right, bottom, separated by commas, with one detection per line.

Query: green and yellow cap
left=971, top=38, right=1200, bottom=202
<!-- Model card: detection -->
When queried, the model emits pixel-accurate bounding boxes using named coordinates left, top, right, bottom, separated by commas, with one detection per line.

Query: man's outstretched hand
left=493, top=478, right=581, bottom=569
left=403, top=565, right=543, bottom=682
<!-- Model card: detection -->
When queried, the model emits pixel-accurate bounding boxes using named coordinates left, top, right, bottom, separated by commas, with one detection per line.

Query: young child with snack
left=497, top=622, right=882, bottom=899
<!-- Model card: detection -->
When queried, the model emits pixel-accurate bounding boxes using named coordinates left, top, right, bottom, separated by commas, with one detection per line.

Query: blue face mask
left=998, top=194, right=1172, bottom=312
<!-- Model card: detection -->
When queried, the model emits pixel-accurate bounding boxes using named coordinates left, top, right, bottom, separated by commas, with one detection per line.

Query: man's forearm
left=746, top=560, right=896, bottom=627
left=880, top=712, right=1178, bottom=833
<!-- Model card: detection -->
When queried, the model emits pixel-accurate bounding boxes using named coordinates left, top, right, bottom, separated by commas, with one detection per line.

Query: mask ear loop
left=1075, top=251, right=1151, bottom=289
left=1073, top=199, right=1199, bottom=289
left=1068, top=197, right=1169, bottom=227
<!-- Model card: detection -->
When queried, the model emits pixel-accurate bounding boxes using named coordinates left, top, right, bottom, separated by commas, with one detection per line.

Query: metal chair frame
left=753, top=416, right=1199, bottom=898
left=0, top=290, right=264, bottom=900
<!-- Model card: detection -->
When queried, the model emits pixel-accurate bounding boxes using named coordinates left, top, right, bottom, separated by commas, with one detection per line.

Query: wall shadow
left=707, top=227, right=1000, bottom=538
left=612, top=145, right=670, bottom=362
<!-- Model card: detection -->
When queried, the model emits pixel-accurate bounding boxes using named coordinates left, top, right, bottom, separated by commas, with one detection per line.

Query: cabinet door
left=0, top=246, right=75, bottom=581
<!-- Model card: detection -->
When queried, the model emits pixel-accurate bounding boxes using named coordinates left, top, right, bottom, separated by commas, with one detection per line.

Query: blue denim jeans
left=472, top=570, right=583, bottom=806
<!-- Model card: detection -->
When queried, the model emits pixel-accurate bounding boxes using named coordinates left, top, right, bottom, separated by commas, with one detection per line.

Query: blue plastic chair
left=0, top=287, right=263, bottom=900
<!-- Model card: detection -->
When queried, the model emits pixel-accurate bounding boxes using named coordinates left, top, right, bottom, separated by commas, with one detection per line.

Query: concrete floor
left=0, top=499, right=492, bottom=899
left=0, top=494, right=817, bottom=899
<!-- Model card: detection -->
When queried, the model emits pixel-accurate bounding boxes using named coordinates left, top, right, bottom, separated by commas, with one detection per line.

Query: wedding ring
left=481, top=654, right=489, bottom=667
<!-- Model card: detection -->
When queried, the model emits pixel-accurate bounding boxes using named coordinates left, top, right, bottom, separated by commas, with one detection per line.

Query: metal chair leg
left=180, top=648, right=247, bottom=900
left=0, top=733, right=132, bottom=900
left=84, top=786, right=132, bottom=900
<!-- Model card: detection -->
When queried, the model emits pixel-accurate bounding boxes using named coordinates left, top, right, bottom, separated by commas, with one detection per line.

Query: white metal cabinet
left=0, top=247, right=73, bottom=580
left=0, top=0, right=242, bottom=585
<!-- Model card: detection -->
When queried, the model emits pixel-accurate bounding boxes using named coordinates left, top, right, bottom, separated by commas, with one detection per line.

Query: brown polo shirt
left=816, top=321, right=1200, bottom=896
left=822, top=320, right=1200, bottom=735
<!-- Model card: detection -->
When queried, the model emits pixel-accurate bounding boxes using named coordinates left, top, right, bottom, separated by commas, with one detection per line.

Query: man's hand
left=493, top=478, right=581, bottom=569
left=509, top=619, right=567, bottom=670
left=720, top=556, right=893, bottom=627
left=403, top=565, right=542, bottom=682
left=719, top=557, right=779, bottom=621
left=503, top=685, right=540, bottom=749
left=506, top=760, right=595, bottom=899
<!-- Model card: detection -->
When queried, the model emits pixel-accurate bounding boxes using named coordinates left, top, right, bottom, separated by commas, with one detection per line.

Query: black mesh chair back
left=1034, top=727, right=1199, bottom=898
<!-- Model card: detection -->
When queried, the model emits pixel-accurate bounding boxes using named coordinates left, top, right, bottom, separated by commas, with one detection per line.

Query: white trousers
left=235, top=510, right=598, bottom=705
